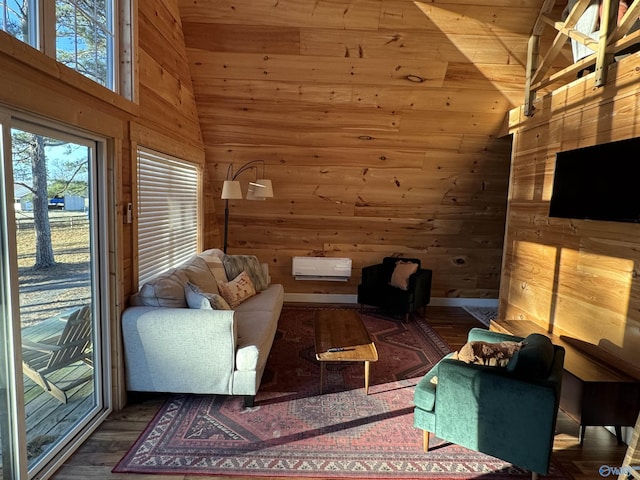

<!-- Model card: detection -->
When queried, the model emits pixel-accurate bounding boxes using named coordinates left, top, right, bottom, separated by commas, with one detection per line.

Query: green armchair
left=413, top=328, right=565, bottom=479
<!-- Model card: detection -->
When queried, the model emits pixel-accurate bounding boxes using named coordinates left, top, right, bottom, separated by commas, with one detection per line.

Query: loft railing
left=524, top=0, right=640, bottom=116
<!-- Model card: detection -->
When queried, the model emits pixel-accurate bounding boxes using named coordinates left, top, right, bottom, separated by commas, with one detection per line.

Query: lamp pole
left=221, top=160, right=271, bottom=254
left=224, top=198, right=230, bottom=253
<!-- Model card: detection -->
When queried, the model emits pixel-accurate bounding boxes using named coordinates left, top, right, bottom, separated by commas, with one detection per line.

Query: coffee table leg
left=320, top=362, right=325, bottom=394
left=364, top=361, right=370, bottom=394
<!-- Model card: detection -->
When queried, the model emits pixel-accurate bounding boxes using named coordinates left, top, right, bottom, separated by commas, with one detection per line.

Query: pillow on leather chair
left=389, top=260, right=419, bottom=290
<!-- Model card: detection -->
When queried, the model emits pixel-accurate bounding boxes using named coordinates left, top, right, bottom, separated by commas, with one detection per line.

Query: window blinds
left=137, top=148, right=199, bottom=286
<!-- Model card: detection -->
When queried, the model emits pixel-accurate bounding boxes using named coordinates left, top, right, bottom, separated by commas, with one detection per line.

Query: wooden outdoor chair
left=22, top=305, right=93, bottom=403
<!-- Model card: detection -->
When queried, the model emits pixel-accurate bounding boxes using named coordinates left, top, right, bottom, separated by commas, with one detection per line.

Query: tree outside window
left=1, top=0, right=116, bottom=91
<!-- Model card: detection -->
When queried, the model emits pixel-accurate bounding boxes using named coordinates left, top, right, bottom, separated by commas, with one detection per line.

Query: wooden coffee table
left=314, top=309, right=378, bottom=394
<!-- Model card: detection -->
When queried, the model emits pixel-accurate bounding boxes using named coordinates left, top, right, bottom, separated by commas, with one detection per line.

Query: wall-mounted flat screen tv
left=549, top=137, right=640, bottom=223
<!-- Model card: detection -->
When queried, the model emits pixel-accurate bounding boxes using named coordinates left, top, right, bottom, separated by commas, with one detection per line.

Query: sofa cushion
left=182, top=256, right=219, bottom=294
left=234, top=284, right=284, bottom=313
left=389, top=260, right=418, bottom=290
left=184, top=282, right=231, bottom=310
left=200, top=250, right=228, bottom=283
left=507, top=333, right=555, bottom=379
left=138, top=269, right=188, bottom=307
left=235, top=310, right=278, bottom=371
left=201, top=248, right=225, bottom=260
left=217, top=271, right=257, bottom=308
left=223, top=254, right=269, bottom=291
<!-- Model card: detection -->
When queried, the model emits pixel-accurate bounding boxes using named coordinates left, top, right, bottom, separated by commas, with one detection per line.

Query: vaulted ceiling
left=176, top=0, right=571, bottom=299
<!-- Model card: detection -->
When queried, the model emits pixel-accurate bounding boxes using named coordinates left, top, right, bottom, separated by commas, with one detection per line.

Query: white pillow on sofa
left=184, top=282, right=231, bottom=310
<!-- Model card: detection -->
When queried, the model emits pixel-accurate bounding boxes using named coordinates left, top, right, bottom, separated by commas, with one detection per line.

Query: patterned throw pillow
left=184, top=282, right=231, bottom=310
left=453, top=340, right=523, bottom=367
left=223, top=254, right=268, bottom=291
left=389, top=260, right=419, bottom=290
left=217, top=271, right=257, bottom=308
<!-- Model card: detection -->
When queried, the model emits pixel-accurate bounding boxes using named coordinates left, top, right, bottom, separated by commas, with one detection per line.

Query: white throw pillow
left=184, top=282, right=231, bottom=310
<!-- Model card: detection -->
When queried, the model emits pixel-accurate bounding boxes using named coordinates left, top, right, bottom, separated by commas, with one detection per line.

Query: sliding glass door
left=0, top=113, right=111, bottom=479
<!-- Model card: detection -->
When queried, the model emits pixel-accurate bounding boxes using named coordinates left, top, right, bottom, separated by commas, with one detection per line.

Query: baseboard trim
left=283, top=293, right=498, bottom=308
left=284, top=293, right=358, bottom=304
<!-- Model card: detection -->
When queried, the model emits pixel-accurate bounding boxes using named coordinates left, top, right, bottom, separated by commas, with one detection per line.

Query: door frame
left=0, top=108, right=115, bottom=480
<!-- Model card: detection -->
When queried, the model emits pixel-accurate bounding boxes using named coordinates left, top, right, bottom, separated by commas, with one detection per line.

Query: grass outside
left=17, top=213, right=91, bottom=327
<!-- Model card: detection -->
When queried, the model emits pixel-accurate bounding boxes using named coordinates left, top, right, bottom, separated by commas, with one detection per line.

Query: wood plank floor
left=50, top=305, right=629, bottom=480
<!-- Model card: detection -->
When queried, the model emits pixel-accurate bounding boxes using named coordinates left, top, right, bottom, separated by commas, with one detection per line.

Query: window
left=0, top=0, right=34, bottom=45
left=137, top=148, right=200, bottom=286
left=56, top=0, right=116, bottom=89
left=1, top=0, right=123, bottom=93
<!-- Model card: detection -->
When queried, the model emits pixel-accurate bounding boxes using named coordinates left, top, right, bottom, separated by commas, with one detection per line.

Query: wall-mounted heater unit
left=292, top=256, right=352, bottom=281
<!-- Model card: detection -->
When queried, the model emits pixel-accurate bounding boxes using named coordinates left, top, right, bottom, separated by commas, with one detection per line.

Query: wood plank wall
left=129, top=0, right=208, bottom=290
left=502, top=55, right=640, bottom=367
left=178, top=0, right=544, bottom=299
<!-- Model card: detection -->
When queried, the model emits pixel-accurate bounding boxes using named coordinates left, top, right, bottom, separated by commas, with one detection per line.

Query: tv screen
left=549, top=137, right=640, bottom=223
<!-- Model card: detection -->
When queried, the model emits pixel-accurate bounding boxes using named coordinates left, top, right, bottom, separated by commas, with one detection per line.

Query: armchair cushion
left=358, top=257, right=432, bottom=316
left=389, top=260, right=419, bottom=290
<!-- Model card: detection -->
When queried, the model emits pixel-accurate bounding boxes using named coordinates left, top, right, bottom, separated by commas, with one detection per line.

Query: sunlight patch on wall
left=412, top=1, right=526, bottom=100
left=413, top=2, right=514, bottom=36
left=541, top=153, right=556, bottom=202
left=506, top=240, right=558, bottom=324
left=555, top=247, right=632, bottom=348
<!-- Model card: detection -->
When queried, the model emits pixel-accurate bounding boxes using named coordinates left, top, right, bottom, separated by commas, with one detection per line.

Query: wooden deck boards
left=21, top=313, right=95, bottom=461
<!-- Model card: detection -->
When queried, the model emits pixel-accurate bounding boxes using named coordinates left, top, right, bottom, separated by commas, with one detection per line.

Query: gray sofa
left=122, top=249, right=284, bottom=407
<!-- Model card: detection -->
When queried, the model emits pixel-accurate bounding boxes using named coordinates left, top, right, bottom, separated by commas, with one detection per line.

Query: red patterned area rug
left=114, top=307, right=569, bottom=479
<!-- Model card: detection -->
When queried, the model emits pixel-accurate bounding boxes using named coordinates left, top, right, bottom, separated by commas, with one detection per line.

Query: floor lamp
left=221, top=160, right=274, bottom=253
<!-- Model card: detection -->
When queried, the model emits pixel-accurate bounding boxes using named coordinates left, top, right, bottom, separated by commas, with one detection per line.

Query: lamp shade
left=246, top=182, right=266, bottom=201
left=221, top=180, right=243, bottom=199
left=253, top=179, right=274, bottom=198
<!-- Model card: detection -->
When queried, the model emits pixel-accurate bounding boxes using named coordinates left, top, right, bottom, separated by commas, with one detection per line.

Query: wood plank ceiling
left=177, top=0, right=568, bottom=299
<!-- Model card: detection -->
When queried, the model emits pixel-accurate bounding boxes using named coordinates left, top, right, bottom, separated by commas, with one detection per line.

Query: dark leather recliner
left=357, top=257, right=432, bottom=322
